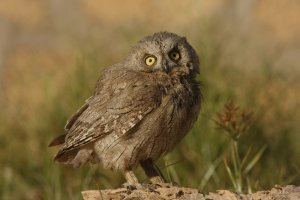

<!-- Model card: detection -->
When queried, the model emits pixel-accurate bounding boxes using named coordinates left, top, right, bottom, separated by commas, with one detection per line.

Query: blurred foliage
left=0, top=1, right=300, bottom=199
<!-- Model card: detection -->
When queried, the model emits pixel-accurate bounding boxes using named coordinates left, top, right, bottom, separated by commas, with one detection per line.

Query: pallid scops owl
left=49, top=32, right=201, bottom=186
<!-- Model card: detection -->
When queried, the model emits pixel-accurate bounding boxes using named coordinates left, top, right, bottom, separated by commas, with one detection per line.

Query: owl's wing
left=64, top=96, right=93, bottom=131
left=48, top=97, right=92, bottom=147
left=55, top=68, right=162, bottom=158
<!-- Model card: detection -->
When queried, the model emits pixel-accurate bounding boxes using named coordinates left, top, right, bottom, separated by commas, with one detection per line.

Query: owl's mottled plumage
left=49, top=32, right=201, bottom=185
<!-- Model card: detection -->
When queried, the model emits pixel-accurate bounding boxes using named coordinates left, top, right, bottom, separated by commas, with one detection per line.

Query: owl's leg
left=140, top=158, right=165, bottom=184
left=123, top=170, right=139, bottom=186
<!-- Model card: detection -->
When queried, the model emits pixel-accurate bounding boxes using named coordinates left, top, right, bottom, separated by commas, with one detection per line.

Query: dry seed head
left=215, top=102, right=253, bottom=140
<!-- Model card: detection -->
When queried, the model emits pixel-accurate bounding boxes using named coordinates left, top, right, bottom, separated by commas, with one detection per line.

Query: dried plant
left=215, top=102, right=253, bottom=141
left=215, top=102, right=266, bottom=193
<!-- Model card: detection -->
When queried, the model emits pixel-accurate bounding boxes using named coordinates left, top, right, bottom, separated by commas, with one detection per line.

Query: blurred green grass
left=0, top=27, right=299, bottom=199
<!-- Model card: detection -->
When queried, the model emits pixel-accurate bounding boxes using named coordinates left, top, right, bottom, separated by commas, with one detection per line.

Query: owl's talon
left=167, top=181, right=179, bottom=187
left=124, top=184, right=136, bottom=191
left=155, top=181, right=178, bottom=188
left=122, top=182, right=143, bottom=190
left=141, top=183, right=159, bottom=192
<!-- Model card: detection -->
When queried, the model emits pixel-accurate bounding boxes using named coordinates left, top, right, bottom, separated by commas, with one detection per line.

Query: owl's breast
left=160, top=76, right=200, bottom=109
left=151, top=76, right=201, bottom=153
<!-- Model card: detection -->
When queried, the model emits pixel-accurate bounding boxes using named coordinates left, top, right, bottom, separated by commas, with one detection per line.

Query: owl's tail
left=48, top=134, right=78, bottom=164
left=48, top=134, right=66, bottom=147
left=49, top=134, right=92, bottom=167
left=54, top=148, right=79, bottom=164
left=54, top=147, right=93, bottom=168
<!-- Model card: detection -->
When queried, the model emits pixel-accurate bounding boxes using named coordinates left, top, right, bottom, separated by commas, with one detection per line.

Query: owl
left=49, top=32, right=201, bottom=186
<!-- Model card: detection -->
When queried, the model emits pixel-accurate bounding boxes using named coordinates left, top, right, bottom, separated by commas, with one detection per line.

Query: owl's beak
left=161, top=60, right=170, bottom=73
left=162, top=65, right=170, bottom=73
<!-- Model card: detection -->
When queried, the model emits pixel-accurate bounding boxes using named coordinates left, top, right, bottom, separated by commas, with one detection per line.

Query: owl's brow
left=168, top=45, right=180, bottom=52
left=160, top=40, right=179, bottom=51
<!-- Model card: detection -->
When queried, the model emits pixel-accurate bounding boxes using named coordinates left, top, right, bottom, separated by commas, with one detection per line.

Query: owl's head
left=125, top=32, right=199, bottom=77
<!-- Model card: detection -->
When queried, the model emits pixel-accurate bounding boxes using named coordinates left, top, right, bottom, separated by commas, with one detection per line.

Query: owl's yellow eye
left=169, top=51, right=181, bottom=61
left=145, top=55, right=156, bottom=66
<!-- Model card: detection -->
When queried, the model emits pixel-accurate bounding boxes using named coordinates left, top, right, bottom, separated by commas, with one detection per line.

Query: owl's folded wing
left=48, top=97, right=92, bottom=147
left=54, top=71, right=162, bottom=158
left=64, top=96, right=94, bottom=131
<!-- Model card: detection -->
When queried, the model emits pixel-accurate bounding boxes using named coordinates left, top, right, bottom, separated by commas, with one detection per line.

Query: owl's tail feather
left=54, top=148, right=93, bottom=168
left=54, top=148, right=79, bottom=163
left=48, top=134, right=67, bottom=147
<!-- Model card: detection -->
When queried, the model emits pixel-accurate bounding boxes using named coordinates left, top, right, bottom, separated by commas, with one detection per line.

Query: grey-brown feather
left=50, top=32, right=201, bottom=171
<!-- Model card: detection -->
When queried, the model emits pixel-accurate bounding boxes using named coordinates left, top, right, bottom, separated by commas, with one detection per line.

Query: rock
left=82, top=185, right=300, bottom=200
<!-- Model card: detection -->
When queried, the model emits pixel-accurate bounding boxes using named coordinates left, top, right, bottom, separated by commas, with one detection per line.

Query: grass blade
left=224, top=159, right=237, bottom=190
left=243, top=145, right=267, bottom=174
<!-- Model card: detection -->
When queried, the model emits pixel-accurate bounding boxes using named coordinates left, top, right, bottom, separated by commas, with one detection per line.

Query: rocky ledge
left=82, top=184, right=300, bottom=200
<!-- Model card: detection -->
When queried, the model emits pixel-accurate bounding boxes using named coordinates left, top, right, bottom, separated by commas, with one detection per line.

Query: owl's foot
left=154, top=181, right=179, bottom=188
left=122, top=182, right=142, bottom=190
left=124, top=170, right=139, bottom=185
left=149, top=175, right=165, bottom=184
left=123, top=170, right=142, bottom=190
left=140, top=158, right=166, bottom=184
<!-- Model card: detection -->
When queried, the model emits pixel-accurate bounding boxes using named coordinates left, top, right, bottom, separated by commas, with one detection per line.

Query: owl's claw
left=154, top=181, right=179, bottom=188
left=122, top=182, right=142, bottom=190
left=123, top=171, right=139, bottom=184
left=140, top=158, right=167, bottom=185
left=122, top=170, right=143, bottom=190
left=149, top=175, right=165, bottom=184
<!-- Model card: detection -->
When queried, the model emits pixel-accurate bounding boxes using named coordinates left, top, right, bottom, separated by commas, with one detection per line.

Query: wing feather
left=56, top=68, right=162, bottom=157
left=64, top=97, right=92, bottom=131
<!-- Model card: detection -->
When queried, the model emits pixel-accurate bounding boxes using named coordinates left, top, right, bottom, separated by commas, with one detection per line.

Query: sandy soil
left=82, top=184, right=300, bottom=200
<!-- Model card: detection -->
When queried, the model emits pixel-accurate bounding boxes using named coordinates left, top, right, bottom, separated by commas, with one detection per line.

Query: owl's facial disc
left=160, top=48, right=182, bottom=73
left=127, top=32, right=199, bottom=75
